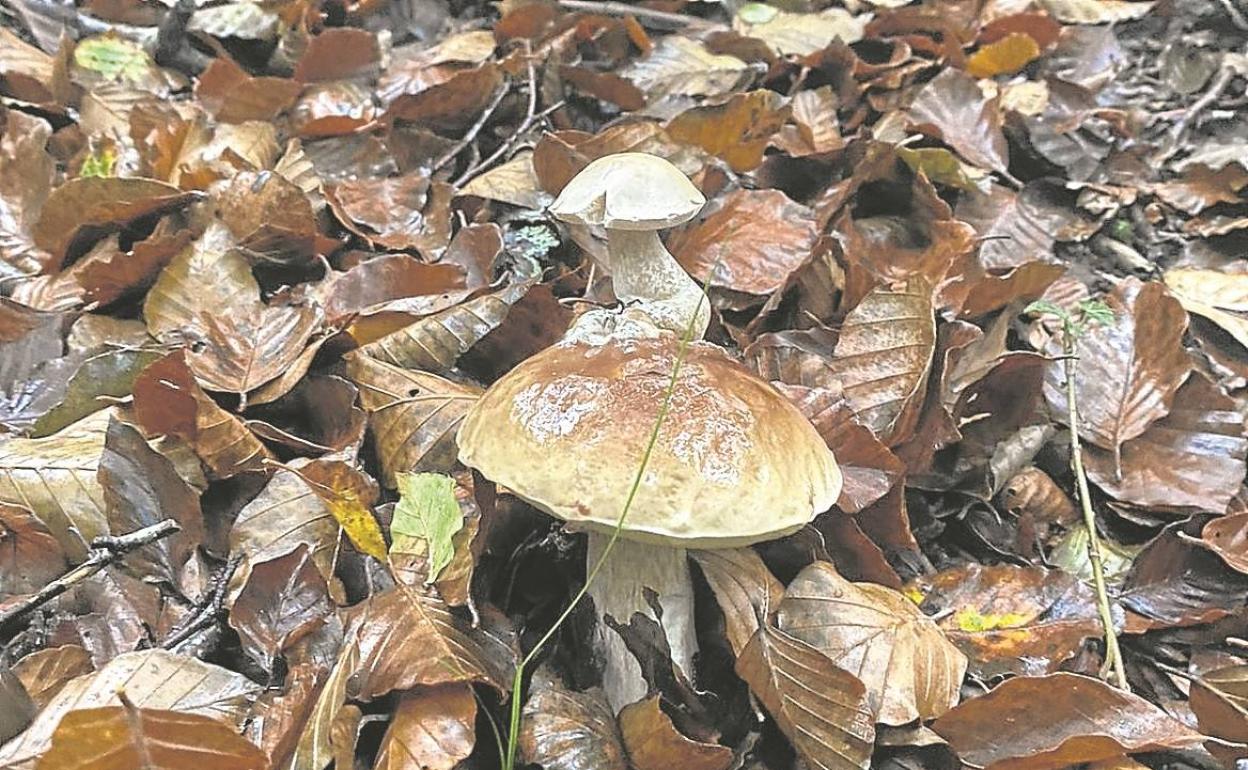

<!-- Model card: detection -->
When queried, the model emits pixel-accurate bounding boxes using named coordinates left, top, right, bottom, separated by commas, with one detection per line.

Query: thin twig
left=432, top=82, right=512, bottom=173
left=0, top=520, right=181, bottom=633
left=1153, top=65, right=1236, bottom=164
left=1216, top=0, right=1248, bottom=30
left=161, top=554, right=242, bottom=651
left=556, top=0, right=726, bottom=29
left=1062, top=332, right=1129, bottom=691
left=452, top=52, right=542, bottom=188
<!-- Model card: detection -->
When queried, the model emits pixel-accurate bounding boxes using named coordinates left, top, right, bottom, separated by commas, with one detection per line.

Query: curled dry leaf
left=735, top=621, right=875, bottom=770
left=667, top=90, right=790, bottom=173
left=908, top=69, right=1009, bottom=176
left=913, top=563, right=1102, bottom=678
left=229, top=469, right=341, bottom=587
left=1190, top=664, right=1248, bottom=743
left=11, top=646, right=93, bottom=711
left=618, top=696, right=733, bottom=770
left=1043, top=279, right=1191, bottom=461
left=0, top=110, right=55, bottom=278
left=778, top=561, right=967, bottom=724
left=931, top=673, right=1201, bottom=770
left=38, top=703, right=268, bottom=770
left=733, top=5, right=869, bottom=56
left=622, top=36, right=753, bottom=103
left=375, top=684, right=477, bottom=770
left=228, top=544, right=333, bottom=670
left=668, top=188, right=817, bottom=297
left=690, top=547, right=785, bottom=658
left=344, top=583, right=514, bottom=699
left=0, top=503, right=68, bottom=598
left=830, top=277, right=937, bottom=446
left=0, top=649, right=259, bottom=770
left=519, top=670, right=628, bottom=770
left=344, top=354, right=481, bottom=488
left=956, top=182, right=1076, bottom=270
left=1164, top=267, right=1248, bottom=352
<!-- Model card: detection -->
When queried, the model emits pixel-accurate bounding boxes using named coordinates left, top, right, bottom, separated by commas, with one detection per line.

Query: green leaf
left=392, top=473, right=465, bottom=585
left=79, top=147, right=117, bottom=179
left=73, top=35, right=153, bottom=83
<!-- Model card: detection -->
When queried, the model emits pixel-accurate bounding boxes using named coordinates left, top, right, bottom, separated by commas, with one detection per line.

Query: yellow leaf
left=300, top=460, right=387, bottom=561
left=967, top=33, right=1041, bottom=78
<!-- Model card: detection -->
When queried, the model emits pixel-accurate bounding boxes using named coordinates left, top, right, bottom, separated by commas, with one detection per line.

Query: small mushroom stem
left=605, top=228, right=710, bottom=338
left=585, top=531, right=698, bottom=713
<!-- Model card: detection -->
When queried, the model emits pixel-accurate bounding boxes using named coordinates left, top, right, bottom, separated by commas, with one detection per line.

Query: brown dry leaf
left=1038, top=0, right=1154, bottom=24
left=325, top=255, right=468, bottom=324
left=669, top=189, right=817, bottom=297
left=778, top=561, right=966, bottom=724
left=518, top=670, right=627, bottom=770
left=375, top=684, right=477, bottom=770
left=355, top=280, right=533, bottom=372
left=378, top=30, right=495, bottom=102
left=293, top=28, right=382, bottom=83
left=75, top=228, right=193, bottom=308
left=1202, top=513, right=1248, bottom=574
left=931, top=673, right=1201, bottom=770
left=131, top=352, right=273, bottom=478
left=38, top=702, right=268, bottom=770
left=457, top=151, right=553, bottom=211
left=344, top=582, right=513, bottom=699
left=908, top=69, right=1010, bottom=175
left=913, top=564, right=1102, bottom=678
left=195, top=57, right=301, bottom=124
left=618, top=696, right=732, bottom=770
left=691, top=547, right=785, bottom=658
left=32, top=177, right=194, bottom=267
left=0, top=111, right=55, bottom=279
left=956, top=182, right=1075, bottom=270
left=621, top=36, right=752, bottom=102
left=772, top=86, right=843, bottom=157
left=532, top=123, right=687, bottom=196
left=667, top=90, right=790, bottom=173
left=1164, top=267, right=1248, bottom=351
left=284, top=643, right=357, bottom=770
left=230, top=468, right=341, bottom=587
left=344, top=354, right=480, bottom=488
left=1190, top=664, right=1248, bottom=743
left=0, top=503, right=68, bottom=598
left=966, top=33, right=1041, bottom=78
left=1084, top=373, right=1248, bottom=512
left=0, top=408, right=110, bottom=562
left=1153, top=164, right=1248, bottom=215
left=229, top=544, right=333, bottom=670
left=325, top=174, right=432, bottom=251
left=0, top=649, right=259, bottom=770
left=735, top=621, right=875, bottom=770
left=829, top=278, right=937, bottom=446
left=745, top=327, right=838, bottom=388
left=12, top=646, right=93, bottom=711
left=732, top=5, right=869, bottom=56
left=1043, top=279, right=1191, bottom=460
left=958, top=261, right=1066, bottom=319
left=386, top=64, right=504, bottom=132
left=560, top=66, right=646, bottom=112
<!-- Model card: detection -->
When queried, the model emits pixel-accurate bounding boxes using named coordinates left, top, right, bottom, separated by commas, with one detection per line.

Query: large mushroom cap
left=457, top=328, right=842, bottom=548
left=549, top=153, right=706, bottom=231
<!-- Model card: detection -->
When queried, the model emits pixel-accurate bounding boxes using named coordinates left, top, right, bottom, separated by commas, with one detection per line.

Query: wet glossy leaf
left=908, top=69, right=1009, bottom=175
left=229, top=544, right=333, bottom=670
left=667, top=90, right=789, bottom=173
left=519, top=670, right=627, bottom=770
left=375, top=684, right=476, bottom=770
left=618, top=696, right=732, bottom=770
left=966, top=33, right=1041, bottom=78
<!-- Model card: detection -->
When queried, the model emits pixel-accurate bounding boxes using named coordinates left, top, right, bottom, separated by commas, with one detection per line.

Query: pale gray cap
left=549, top=153, right=705, bottom=231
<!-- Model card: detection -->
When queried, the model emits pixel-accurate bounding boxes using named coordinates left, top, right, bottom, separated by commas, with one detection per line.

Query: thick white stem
left=605, top=229, right=710, bottom=338
left=585, top=532, right=698, bottom=713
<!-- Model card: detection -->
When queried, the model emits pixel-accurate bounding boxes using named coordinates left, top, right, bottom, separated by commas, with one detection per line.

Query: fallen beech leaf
left=531, top=124, right=686, bottom=196
left=931, top=673, right=1201, bottom=770
left=908, top=69, right=1009, bottom=175
left=1190, top=664, right=1248, bottom=743
left=914, top=563, right=1102, bottom=678
left=344, top=583, right=513, bottom=699
left=344, top=354, right=480, bottom=487
left=732, top=4, right=869, bottom=56
left=778, top=561, right=966, bottom=724
left=1153, top=164, right=1248, bottom=215
left=956, top=182, right=1075, bottom=270
left=326, top=174, right=433, bottom=251
left=957, top=261, right=1066, bottom=319
left=39, top=703, right=267, bottom=770
left=619, top=696, right=732, bottom=770
left=1043, top=279, right=1191, bottom=460
left=1202, top=513, right=1248, bottom=574
left=519, top=670, right=627, bottom=770
left=12, top=646, right=93, bottom=711
left=0, top=110, right=55, bottom=278
left=1083, top=373, right=1248, bottom=512
left=230, top=469, right=342, bottom=586
left=324, top=255, right=468, bottom=325
left=736, top=621, right=875, bottom=770
left=72, top=33, right=169, bottom=94
left=1038, top=0, right=1155, bottom=24
left=1119, top=526, right=1246, bottom=631
left=897, top=147, right=984, bottom=192
left=74, top=229, right=193, bottom=308
left=622, top=36, right=752, bottom=102
left=293, top=28, right=381, bottom=83
left=299, top=459, right=385, bottom=561
left=691, top=547, right=785, bottom=658
left=355, top=280, right=533, bottom=372
left=1164, top=267, right=1248, bottom=351
left=669, top=189, right=816, bottom=297
left=229, top=544, right=333, bottom=670
left=560, top=66, right=646, bottom=111
left=32, top=177, right=194, bottom=266
left=0, top=408, right=110, bottom=562
left=966, top=33, right=1041, bottom=78
left=830, top=278, right=936, bottom=446
left=285, top=643, right=357, bottom=770
left=391, top=472, right=464, bottom=585
left=0, top=649, right=259, bottom=770
left=378, top=30, right=496, bottom=102
left=375, top=684, right=476, bottom=770
left=386, top=64, right=504, bottom=131
left=195, top=57, right=301, bottom=123
left=667, top=90, right=790, bottom=173
left=458, top=152, right=553, bottom=210
left=771, top=86, right=843, bottom=157
left=0, top=502, right=68, bottom=598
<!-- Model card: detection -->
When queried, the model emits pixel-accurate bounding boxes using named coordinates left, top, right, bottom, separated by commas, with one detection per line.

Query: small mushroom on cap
left=548, top=152, right=710, bottom=338
left=457, top=154, right=841, bottom=712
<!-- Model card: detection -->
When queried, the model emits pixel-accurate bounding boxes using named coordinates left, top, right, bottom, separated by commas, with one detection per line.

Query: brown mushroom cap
left=549, top=153, right=706, bottom=231
left=456, top=330, right=842, bottom=548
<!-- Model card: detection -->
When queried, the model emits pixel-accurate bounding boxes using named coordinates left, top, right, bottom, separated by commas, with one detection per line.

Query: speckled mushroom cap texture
left=548, top=153, right=706, bottom=231
left=456, top=325, right=842, bottom=548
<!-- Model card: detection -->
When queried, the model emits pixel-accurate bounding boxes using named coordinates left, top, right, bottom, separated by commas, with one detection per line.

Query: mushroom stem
left=605, top=228, right=710, bottom=338
left=585, top=531, right=698, bottom=713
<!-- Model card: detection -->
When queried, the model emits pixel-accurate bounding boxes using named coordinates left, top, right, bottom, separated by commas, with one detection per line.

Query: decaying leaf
left=375, top=684, right=476, bottom=770
left=667, top=90, right=790, bottom=173
left=622, top=36, right=753, bottom=102
left=618, top=696, right=732, bottom=770
left=229, top=544, right=334, bottom=670
left=519, top=670, right=628, bottom=770
left=908, top=69, right=1010, bottom=175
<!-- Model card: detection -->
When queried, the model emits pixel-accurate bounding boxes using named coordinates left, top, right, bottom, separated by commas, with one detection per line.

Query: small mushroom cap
left=457, top=329, right=842, bottom=548
left=549, top=153, right=706, bottom=231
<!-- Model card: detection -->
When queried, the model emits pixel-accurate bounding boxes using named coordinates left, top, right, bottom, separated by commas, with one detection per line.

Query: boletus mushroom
left=456, top=153, right=842, bottom=713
